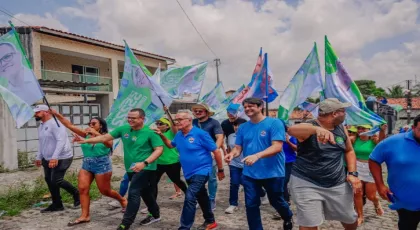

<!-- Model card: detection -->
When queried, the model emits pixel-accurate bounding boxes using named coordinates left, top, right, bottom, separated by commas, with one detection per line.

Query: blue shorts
left=82, top=155, right=112, bottom=174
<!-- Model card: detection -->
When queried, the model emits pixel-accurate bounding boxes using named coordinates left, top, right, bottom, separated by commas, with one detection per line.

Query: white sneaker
left=261, top=195, right=269, bottom=205
left=225, top=205, right=238, bottom=214
left=141, top=207, right=148, bottom=214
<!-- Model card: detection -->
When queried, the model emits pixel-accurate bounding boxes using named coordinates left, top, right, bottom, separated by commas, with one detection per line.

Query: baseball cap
left=319, top=98, right=351, bottom=114
left=347, top=126, right=357, bottom=133
left=33, top=104, right=49, bottom=113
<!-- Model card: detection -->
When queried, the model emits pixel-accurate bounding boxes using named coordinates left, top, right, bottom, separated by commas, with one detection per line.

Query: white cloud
left=12, top=13, right=69, bottom=32
left=57, top=0, right=420, bottom=94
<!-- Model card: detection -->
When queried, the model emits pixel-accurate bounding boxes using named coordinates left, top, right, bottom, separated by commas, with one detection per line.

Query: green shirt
left=353, top=137, right=376, bottom=161
left=110, top=125, right=163, bottom=172
left=157, top=130, right=179, bottom=165
left=81, top=135, right=111, bottom=158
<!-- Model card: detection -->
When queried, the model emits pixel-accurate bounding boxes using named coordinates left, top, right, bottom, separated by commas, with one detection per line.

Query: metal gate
left=17, top=103, right=101, bottom=162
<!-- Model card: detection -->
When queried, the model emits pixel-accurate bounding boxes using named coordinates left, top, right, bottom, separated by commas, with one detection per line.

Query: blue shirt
left=235, top=117, right=286, bottom=179
left=228, top=133, right=243, bottom=168
left=284, top=136, right=297, bottom=163
left=370, top=131, right=420, bottom=211
left=171, top=127, right=217, bottom=179
left=192, top=118, right=223, bottom=142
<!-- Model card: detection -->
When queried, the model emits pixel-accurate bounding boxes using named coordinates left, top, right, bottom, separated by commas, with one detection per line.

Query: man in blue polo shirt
left=369, top=114, right=420, bottom=230
left=225, top=98, right=293, bottom=230
left=157, top=109, right=225, bottom=230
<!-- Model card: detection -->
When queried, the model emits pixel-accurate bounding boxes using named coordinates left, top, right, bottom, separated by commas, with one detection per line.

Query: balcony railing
left=41, top=69, right=112, bottom=92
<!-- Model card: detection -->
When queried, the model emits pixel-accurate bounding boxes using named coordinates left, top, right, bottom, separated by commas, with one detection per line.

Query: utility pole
left=406, top=80, right=412, bottom=125
left=214, top=58, right=221, bottom=83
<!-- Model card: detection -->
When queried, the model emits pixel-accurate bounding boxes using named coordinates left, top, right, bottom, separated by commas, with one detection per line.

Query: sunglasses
left=155, top=122, right=165, bottom=126
left=194, top=110, right=206, bottom=114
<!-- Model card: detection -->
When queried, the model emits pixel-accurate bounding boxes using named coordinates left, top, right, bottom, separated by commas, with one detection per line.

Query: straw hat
left=191, top=103, right=215, bottom=117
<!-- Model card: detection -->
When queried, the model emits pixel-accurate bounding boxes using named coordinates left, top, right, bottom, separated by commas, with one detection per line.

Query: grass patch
left=0, top=170, right=102, bottom=217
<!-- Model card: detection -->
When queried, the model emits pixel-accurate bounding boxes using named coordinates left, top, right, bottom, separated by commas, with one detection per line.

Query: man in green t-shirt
left=77, top=108, right=163, bottom=230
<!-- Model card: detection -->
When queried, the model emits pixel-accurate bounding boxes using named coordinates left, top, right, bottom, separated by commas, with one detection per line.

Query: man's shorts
left=290, top=175, right=358, bottom=227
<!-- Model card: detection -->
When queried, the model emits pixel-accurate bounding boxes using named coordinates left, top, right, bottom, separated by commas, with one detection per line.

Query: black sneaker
left=283, top=220, right=293, bottom=230
left=139, top=215, right=161, bottom=226
left=116, top=224, right=129, bottom=230
left=40, top=205, right=64, bottom=213
left=74, top=192, right=81, bottom=208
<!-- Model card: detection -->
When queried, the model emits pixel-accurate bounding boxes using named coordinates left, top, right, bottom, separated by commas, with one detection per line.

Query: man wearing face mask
left=33, top=105, right=80, bottom=213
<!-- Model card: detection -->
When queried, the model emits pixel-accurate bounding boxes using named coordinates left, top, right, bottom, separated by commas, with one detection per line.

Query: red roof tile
left=387, top=97, right=420, bottom=109
left=12, top=26, right=175, bottom=62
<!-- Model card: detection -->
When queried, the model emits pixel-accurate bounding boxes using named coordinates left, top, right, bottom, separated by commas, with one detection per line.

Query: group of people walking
left=32, top=96, right=420, bottom=230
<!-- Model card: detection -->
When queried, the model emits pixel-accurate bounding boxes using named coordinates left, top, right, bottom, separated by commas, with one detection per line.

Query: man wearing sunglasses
left=77, top=108, right=164, bottom=230
left=191, top=103, right=224, bottom=211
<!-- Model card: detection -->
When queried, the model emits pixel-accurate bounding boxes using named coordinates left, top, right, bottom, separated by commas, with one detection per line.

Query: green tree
left=387, top=85, right=405, bottom=98
left=354, top=80, right=386, bottom=98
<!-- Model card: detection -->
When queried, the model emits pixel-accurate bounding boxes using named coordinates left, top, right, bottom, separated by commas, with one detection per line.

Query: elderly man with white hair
left=157, top=110, right=225, bottom=230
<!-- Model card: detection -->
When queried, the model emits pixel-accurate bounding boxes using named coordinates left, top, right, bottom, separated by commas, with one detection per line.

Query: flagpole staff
left=143, top=69, right=176, bottom=125
left=265, top=54, right=269, bottom=116
left=43, top=96, right=60, bottom=127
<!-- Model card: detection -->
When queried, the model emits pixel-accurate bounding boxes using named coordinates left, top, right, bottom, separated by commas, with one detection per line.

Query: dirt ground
left=0, top=158, right=403, bottom=230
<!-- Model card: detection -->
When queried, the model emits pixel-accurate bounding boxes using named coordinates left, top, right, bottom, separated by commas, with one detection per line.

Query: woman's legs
left=365, top=182, right=384, bottom=216
left=76, top=169, right=95, bottom=221
left=95, top=172, right=127, bottom=207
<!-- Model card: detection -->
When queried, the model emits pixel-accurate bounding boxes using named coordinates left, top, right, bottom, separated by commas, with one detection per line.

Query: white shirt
left=36, top=118, right=73, bottom=160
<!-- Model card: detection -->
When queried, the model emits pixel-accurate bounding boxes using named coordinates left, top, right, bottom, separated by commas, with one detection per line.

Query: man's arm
left=155, top=130, right=175, bottom=148
left=131, top=146, right=164, bottom=172
left=287, top=123, right=318, bottom=142
left=242, top=141, right=283, bottom=166
left=78, top=133, right=114, bottom=144
left=145, top=146, right=164, bottom=164
left=215, top=134, right=224, bottom=149
left=213, top=149, right=224, bottom=170
left=51, top=127, right=69, bottom=160
left=369, top=159, right=391, bottom=201
left=344, top=129, right=362, bottom=194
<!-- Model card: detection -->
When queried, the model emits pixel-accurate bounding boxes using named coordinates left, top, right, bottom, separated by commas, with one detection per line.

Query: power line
left=175, top=0, right=218, bottom=58
left=0, top=7, right=33, bottom=27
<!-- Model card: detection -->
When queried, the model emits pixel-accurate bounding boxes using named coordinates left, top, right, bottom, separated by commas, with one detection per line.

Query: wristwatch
left=348, top=171, right=359, bottom=177
left=143, top=160, right=149, bottom=166
left=218, top=168, right=224, bottom=173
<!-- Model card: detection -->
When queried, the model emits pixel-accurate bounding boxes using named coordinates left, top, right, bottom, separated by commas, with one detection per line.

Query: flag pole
left=265, top=53, right=269, bottom=116
left=43, top=96, right=60, bottom=127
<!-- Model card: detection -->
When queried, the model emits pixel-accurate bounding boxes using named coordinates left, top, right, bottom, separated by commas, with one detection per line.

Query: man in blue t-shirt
left=369, top=115, right=420, bottom=230
left=157, top=109, right=225, bottom=230
left=191, top=103, right=224, bottom=211
left=225, top=98, right=293, bottom=230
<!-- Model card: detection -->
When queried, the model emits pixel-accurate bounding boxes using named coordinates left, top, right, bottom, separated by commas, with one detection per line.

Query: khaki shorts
left=290, top=175, right=358, bottom=227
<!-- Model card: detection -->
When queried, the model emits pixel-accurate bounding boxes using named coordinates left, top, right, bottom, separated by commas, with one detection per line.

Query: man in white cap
left=191, top=103, right=224, bottom=211
left=287, top=98, right=362, bottom=230
left=33, top=105, right=79, bottom=213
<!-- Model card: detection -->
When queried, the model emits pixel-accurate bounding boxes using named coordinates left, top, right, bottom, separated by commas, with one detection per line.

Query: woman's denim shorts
left=82, top=155, right=112, bottom=174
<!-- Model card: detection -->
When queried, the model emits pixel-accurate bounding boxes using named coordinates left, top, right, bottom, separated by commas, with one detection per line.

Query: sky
left=2, top=0, right=420, bottom=96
